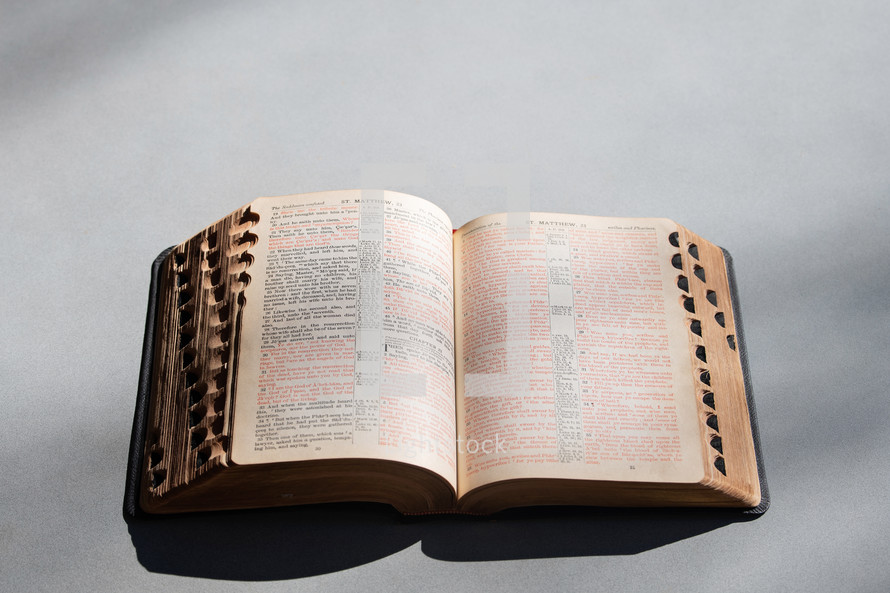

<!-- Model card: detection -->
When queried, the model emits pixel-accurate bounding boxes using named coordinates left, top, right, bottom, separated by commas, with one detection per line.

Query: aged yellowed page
left=453, top=213, right=704, bottom=498
left=231, top=191, right=457, bottom=490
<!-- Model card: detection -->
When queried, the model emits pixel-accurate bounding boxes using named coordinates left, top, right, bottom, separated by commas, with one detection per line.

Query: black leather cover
left=123, top=247, right=173, bottom=519
left=722, top=248, right=770, bottom=515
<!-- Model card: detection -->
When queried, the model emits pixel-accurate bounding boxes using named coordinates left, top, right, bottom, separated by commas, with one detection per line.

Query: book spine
left=140, top=206, right=259, bottom=509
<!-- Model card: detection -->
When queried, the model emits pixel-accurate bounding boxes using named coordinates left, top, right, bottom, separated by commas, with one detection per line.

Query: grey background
left=2, top=1, right=888, bottom=591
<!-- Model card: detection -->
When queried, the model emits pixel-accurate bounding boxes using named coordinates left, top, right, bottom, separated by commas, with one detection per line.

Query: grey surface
left=2, top=1, right=888, bottom=591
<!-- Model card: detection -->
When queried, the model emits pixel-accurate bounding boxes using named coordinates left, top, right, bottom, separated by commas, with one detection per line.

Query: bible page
left=453, top=213, right=703, bottom=497
left=231, top=191, right=457, bottom=489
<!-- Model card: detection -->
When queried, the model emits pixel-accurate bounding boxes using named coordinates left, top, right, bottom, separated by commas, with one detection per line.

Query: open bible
left=132, top=190, right=767, bottom=515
